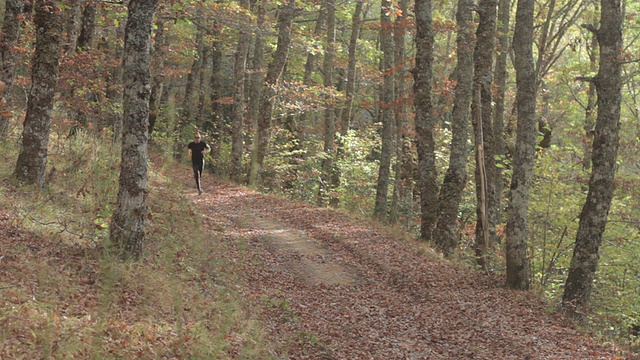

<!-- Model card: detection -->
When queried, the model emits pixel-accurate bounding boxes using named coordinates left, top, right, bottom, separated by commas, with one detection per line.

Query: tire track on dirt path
left=232, top=212, right=360, bottom=287
left=190, top=180, right=625, bottom=360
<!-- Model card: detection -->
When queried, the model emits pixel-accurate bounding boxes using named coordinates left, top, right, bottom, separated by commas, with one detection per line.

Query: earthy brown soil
left=192, top=178, right=628, bottom=360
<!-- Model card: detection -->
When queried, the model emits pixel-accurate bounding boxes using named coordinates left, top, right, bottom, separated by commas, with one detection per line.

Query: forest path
left=185, top=177, right=622, bottom=359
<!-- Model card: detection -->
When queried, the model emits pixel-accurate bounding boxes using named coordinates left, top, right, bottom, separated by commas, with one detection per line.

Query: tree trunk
left=208, top=38, right=223, bottom=170
left=493, top=0, right=511, bottom=214
left=231, top=0, right=251, bottom=182
left=76, top=1, right=96, bottom=50
left=109, top=0, right=158, bottom=259
left=583, top=27, right=598, bottom=170
left=413, top=0, right=438, bottom=240
left=505, top=0, right=535, bottom=290
left=318, top=0, right=337, bottom=206
left=182, top=29, right=205, bottom=126
left=433, top=0, right=474, bottom=255
left=389, top=0, right=408, bottom=224
left=63, top=0, right=81, bottom=55
left=0, top=0, right=25, bottom=102
left=373, top=0, right=395, bottom=220
left=245, top=1, right=266, bottom=159
left=148, top=18, right=166, bottom=136
left=196, top=47, right=211, bottom=127
left=248, top=0, right=295, bottom=187
left=299, top=2, right=326, bottom=136
left=563, top=0, right=623, bottom=311
left=471, top=0, right=498, bottom=270
left=108, top=18, right=126, bottom=143
left=14, top=0, right=63, bottom=187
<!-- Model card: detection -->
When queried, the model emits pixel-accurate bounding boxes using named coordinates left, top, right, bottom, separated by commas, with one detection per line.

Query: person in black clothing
left=187, top=132, right=210, bottom=194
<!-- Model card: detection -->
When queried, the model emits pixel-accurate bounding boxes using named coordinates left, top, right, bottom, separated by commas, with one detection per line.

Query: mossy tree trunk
left=433, top=0, right=475, bottom=255
left=373, top=0, right=395, bottom=220
left=0, top=0, right=26, bottom=137
left=248, top=0, right=295, bottom=187
left=471, top=0, right=498, bottom=270
left=413, top=0, right=438, bottom=240
left=563, top=0, right=623, bottom=311
left=14, top=0, right=63, bottom=187
left=109, top=0, right=158, bottom=259
left=505, top=0, right=536, bottom=290
left=318, top=0, right=337, bottom=206
left=230, top=0, right=251, bottom=182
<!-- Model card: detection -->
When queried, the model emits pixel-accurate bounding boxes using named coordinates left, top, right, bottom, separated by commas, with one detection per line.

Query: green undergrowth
left=0, top=131, right=277, bottom=359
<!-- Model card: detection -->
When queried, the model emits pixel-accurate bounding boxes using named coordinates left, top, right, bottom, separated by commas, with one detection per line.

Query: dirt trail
left=190, top=179, right=625, bottom=360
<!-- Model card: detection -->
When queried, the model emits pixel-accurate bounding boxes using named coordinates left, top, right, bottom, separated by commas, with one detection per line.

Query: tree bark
left=14, top=0, right=63, bottom=187
left=208, top=37, right=223, bottom=169
left=492, top=0, right=511, bottom=213
left=389, top=0, right=409, bottom=224
left=148, top=18, right=166, bottom=136
left=76, top=1, right=96, bottom=50
left=505, top=0, right=536, bottom=290
left=563, top=0, right=623, bottom=311
left=413, top=0, right=438, bottom=239
left=339, top=2, right=363, bottom=137
left=108, top=18, right=126, bottom=143
left=471, top=0, right=498, bottom=270
left=299, top=2, right=326, bottom=135
left=231, top=0, right=251, bottom=182
left=245, top=0, right=266, bottom=158
left=109, top=0, right=158, bottom=259
left=373, top=0, right=395, bottom=220
left=433, top=0, right=474, bottom=255
left=63, top=0, right=81, bottom=55
left=182, top=27, right=205, bottom=126
left=0, top=0, right=25, bottom=102
left=318, top=0, right=337, bottom=206
left=583, top=24, right=598, bottom=171
left=248, top=0, right=295, bottom=187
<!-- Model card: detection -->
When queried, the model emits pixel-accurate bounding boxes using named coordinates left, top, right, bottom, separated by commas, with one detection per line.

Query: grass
left=0, top=128, right=278, bottom=359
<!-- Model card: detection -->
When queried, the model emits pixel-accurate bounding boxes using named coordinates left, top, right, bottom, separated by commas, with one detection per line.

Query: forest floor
left=191, top=175, right=632, bottom=359
left=0, top=159, right=636, bottom=359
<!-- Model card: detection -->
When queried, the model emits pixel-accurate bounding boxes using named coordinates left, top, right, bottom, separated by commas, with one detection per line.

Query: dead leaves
left=208, top=182, right=630, bottom=359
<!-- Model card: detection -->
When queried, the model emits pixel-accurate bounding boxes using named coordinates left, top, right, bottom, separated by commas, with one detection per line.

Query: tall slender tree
left=248, top=0, right=296, bottom=186
left=581, top=8, right=599, bottom=171
left=492, top=0, right=511, bottom=211
left=413, top=0, right=437, bottom=239
left=505, top=0, right=536, bottom=290
left=318, top=0, right=337, bottom=206
left=107, top=15, right=126, bottom=143
left=389, top=0, right=409, bottom=223
left=231, top=0, right=251, bottom=182
left=0, top=0, right=26, bottom=104
left=148, top=18, right=166, bottom=136
left=563, top=0, right=623, bottom=311
left=471, top=0, right=498, bottom=270
left=109, top=0, right=159, bottom=259
left=246, top=0, right=266, bottom=157
left=63, top=0, right=81, bottom=55
left=77, top=0, right=96, bottom=50
left=373, top=0, right=395, bottom=219
left=339, top=1, right=361, bottom=136
left=208, top=34, right=223, bottom=167
left=14, top=0, right=63, bottom=187
left=182, top=23, right=206, bottom=126
left=433, top=0, right=475, bottom=255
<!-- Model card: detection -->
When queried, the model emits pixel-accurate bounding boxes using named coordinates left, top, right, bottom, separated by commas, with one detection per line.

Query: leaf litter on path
left=194, top=180, right=629, bottom=360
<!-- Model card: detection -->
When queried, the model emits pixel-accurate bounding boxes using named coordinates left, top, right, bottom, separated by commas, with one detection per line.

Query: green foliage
left=333, top=128, right=380, bottom=215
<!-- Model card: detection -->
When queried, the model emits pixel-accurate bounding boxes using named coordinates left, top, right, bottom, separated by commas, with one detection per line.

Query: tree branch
left=575, top=76, right=595, bottom=83
left=581, top=23, right=598, bottom=34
